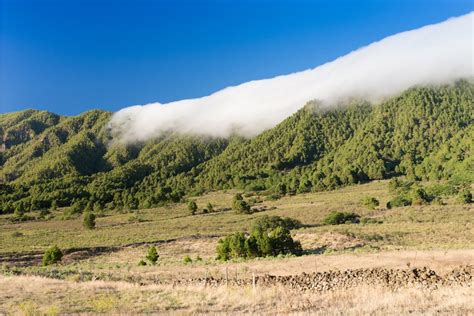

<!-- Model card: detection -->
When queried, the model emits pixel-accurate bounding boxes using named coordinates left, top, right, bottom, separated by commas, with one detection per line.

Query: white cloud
left=109, top=12, right=474, bottom=142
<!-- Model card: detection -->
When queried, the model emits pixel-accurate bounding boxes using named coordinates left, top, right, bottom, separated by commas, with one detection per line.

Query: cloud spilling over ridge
left=109, top=13, right=474, bottom=142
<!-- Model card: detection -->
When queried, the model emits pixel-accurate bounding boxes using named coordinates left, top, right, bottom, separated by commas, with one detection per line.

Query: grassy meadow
left=0, top=180, right=473, bottom=314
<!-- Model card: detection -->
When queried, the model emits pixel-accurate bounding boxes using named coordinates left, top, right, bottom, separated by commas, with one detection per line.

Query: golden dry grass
left=0, top=274, right=472, bottom=315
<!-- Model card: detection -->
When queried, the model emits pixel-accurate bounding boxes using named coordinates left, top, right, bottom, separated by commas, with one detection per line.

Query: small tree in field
left=233, top=194, right=251, bottom=214
left=146, top=246, right=159, bottom=264
left=83, top=212, right=96, bottom=229
left=42, top=245, right=63, bottom=266
left=188, top=201, right=198, bottom=215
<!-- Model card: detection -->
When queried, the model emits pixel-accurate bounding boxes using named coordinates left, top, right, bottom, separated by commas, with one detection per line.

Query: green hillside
left=0, top=80, right=472, bottom=215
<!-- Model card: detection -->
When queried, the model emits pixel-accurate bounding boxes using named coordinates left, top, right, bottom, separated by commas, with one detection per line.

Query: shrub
left=188, top=201, right=198, bottom=215
left=233, top=199, right=251, bottom=214
left=216, top=216, right=302, bottom=261
left=146, top=246, right=159, bottom=264
left=457, top=189, right=472, bottom=204
left=83, top=212, right=96, bottom=229
left=138, top=260, right=147, bottom=266
left=386, top=196, right=411, bottom=209
left=361, top=197, right=379, bottom=209
left=183, top=255, right=192, bottom=264
left=408, top=187, right=431, bottom=205
left=42, top=245, right=63, bottom=266
left=252, top=215, right=302, bottom=232
left=216, top=232, right=248, bottom=261
left=322, top=211, right=360, bottom=225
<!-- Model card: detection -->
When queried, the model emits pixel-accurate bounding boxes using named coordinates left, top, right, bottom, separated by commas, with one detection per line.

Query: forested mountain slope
left=0, top=80, right=472, bottom=214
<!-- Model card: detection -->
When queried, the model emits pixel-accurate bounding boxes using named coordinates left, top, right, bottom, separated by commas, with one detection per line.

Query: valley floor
left=0, top=181, right=473, bottom=314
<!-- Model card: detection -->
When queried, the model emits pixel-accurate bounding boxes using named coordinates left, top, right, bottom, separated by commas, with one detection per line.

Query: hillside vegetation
left=0, top=80, right=473, bottom=215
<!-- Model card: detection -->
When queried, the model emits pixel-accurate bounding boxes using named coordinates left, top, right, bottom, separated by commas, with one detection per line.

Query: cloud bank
left=109, top=12, right=473, bottom=142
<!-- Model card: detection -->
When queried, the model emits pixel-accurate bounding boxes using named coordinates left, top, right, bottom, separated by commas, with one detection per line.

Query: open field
left=0, top=274, right=473, bottom=315
left=1, top=180, right=473, bottom=314
left=1, top=180, right=473, bottom=254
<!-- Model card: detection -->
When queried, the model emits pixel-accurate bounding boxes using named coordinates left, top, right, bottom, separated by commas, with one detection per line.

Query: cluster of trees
left=386, top=178, right=472, bottom=208
left=216, top=216, right=303, bottom=261
left=1, top=81, right=472, bottom=218
left=322, top=211, right=360, bottom=225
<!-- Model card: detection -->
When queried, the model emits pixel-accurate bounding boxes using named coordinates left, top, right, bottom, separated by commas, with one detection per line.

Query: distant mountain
left=0, top=80, right=472, bottom=214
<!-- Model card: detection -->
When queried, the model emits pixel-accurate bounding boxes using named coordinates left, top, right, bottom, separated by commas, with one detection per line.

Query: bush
left=457, top=189, right=472, bottom=204
left=183, top=255, right=192, bottom=264
left=83, top=212, right=96, bottom=229
left=216, top=232, right=248, bottom=261
left=408, top=187, right=431, bottom=205
left=386, top=196, right=412, bottom=209
left=252, top=215, right=302, bottom=232
left=146, top=246, right=159, bottom=264
left=188, top=201, right=198, bottom=215
left=138, top=260, right=147, bottom=266
left=233, top=199, right=251, bottom=214
left=42, top=245, right=63, bottom=266
left=361, top=197, right=379, bottom=209
left=216, top=216, right=302, bottom=261
left=322, top=211, right=360, bottom=225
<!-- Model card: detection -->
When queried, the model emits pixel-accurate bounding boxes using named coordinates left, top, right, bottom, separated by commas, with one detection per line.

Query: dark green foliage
left=83, top=212, right=96, bottom=229
left=232, top=193, right=251, bottom=213
left=457, top=189, right=472, bottom=204
left=361, top=196, right=379, bottom=209
left=146, top=246, right=159, bottom=264
left=233, top=199, right=251, bottom=214
left=386, top=196, right=412, bottom=209
left=322, top=211, right=360, bottom=225
left=42, top=245, right=63, bottom=266
left=216, top=216, right=302, bottom=261
left=0, top=81, right=472, bottom=218
left=188, top=201, right=198, bottom=215
left=138, top=260, right=147, bottom=266
left=408, top=187, right=431, bottom=205
left=183, top=255, right=192, bottom=264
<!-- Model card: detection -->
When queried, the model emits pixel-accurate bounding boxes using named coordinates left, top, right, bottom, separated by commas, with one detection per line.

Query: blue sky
left=1, top=0, right=472, bottom=115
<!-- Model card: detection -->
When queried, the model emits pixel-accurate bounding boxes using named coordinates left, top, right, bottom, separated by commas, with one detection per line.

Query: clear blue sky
left=1, top=0, right=472, bottom=115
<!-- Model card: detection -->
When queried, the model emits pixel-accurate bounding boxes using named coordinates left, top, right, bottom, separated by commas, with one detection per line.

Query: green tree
left=146, top=246, right=159, bottom=264
left=83, top=212, right=96, bottom=229
left=42, top=245, right=63, bottom=266
left=188, top=201, right=198, bottom=215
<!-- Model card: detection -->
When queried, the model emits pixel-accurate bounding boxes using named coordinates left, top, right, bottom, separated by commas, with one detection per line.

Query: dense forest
left=0, top=80, right=472, bottom=215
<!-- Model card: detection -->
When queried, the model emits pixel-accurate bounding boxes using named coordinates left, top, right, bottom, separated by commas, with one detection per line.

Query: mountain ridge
left=0, top=80, right=472, bottom=214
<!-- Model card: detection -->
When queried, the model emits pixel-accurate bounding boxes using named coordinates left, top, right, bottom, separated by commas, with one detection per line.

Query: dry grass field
left=0, top=275, right=473, bottom=315
left=0, top=180, right=473, bottom=314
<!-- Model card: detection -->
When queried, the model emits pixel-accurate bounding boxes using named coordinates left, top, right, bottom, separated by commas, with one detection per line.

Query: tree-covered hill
left=0, top=80, right=472, bottom=214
